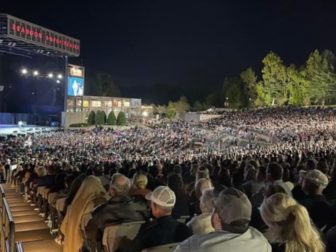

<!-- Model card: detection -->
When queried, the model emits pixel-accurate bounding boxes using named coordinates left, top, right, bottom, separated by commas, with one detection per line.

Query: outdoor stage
left=0, top=124, right=58, bottom=136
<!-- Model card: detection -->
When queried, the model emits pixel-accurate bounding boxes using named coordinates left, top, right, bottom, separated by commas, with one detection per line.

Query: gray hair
left=195, top=178, right=213, bottom=199
left=132, top=172, right=148, bottom=189
left=200, top=188, right=214, bottom=213
left=110, top=173, right=131, bottom=196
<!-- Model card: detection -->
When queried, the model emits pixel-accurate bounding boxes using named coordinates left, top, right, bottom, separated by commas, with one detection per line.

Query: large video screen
left=68, top=77, right=84, bottom=96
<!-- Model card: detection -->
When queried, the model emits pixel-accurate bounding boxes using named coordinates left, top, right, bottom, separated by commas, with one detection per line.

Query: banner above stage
left=2, top=14, right=80, bottom=57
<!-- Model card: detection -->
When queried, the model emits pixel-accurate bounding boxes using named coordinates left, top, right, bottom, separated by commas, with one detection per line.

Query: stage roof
left=0, top=14, right=80, bottom=58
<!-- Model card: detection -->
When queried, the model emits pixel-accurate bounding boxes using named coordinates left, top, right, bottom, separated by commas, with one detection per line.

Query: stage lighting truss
left=18, top=68, right=63, bottom=82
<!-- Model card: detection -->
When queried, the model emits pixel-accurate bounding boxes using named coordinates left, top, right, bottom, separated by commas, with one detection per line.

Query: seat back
left=141, top=242, right=179, bottom=252
left=102, top=221, right=144, bottom=252
left=47, top=192, right=57, bottom=205
left=55, top=197, right=66, bottom=213
left=36, top=186, right=46, bottom=197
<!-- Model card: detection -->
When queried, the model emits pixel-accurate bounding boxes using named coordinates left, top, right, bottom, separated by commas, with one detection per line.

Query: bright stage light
left=142, top=111, right=149, bottom=117
left=56, top=80, right=61, bottom=84
left=48, top=73, right=54, bottom=78
left=21, top=68, right=28, bottom=75
left=57, top=74, right=63, bottom=79
left=33, top=70, right=39, bottom=76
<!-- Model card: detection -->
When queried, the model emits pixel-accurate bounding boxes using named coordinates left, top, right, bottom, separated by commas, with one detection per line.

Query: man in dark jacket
left=122, top=186, right=192, bottom=252
left=300, top=169, right=336, bottom=230
left=85, top=173, right=149, bottom=251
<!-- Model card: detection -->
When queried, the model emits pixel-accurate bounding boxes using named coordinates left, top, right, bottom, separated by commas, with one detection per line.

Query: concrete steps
left=15, top=229, right=53, bottom=242
left=14, top=215, right=44, bottom=224
left=21, top=239, right=62, bottom=252
left=12, top=210, right=40, bottom=217
left=1, top=183, right=62, bottom=251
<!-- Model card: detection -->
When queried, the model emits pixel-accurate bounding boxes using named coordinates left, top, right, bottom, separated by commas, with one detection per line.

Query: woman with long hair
left=60, top=175, right=108, bottom=252
left=260, top=193, right=325, bottom=252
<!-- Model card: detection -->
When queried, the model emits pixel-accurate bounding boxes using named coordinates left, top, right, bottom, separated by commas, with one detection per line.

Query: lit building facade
left=66, top=95, right=142, bottom=118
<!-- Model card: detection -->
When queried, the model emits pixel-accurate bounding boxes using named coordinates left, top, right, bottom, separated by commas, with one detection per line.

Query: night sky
left=2, top=0, right=336, bottom=104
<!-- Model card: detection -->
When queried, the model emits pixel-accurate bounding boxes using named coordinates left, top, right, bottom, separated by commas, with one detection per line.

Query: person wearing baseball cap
left=175, top=188, right=271, bottom=252
left=122, top=186, right=192, bottom=252
left=300, top=169, right=336, bottom=230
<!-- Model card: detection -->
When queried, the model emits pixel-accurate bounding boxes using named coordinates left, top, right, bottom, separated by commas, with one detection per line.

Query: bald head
left=110, top=173, right=131, bottom=196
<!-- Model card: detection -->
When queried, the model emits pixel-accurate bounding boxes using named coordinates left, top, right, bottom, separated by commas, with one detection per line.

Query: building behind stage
left=62, top=95, right=142, bottom=127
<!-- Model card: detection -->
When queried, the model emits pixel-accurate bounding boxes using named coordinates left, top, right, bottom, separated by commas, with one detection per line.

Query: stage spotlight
left=57, top=74, right=63, bottom=79
left=48, top=73, right=54, bottom=78
left=21, top=68, right=28, bottom=75
left=56, top=80, right=61, bottom=84
left=33, top=70, right=39, bottom=76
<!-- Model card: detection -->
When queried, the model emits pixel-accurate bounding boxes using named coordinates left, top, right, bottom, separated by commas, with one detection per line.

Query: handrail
left=3, top=198, right=15, bottom=252
left=0, top=184, right=6, bottom=251
left=0, top=185, right=5, bottom=197
left=15, top=242, right=24, bottom=252
left=0, top=184, right=5, bottom=208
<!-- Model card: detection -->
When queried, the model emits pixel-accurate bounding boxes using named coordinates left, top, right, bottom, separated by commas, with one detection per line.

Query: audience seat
left=102, top=221, right=145, bottom=252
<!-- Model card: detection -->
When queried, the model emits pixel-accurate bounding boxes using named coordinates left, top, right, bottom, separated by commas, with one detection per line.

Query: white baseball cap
left=145, top=186, right=176, bottom=208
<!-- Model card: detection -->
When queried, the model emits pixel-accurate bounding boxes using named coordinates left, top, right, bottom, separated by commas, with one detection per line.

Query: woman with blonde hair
left=59, top=175, right=108, bottom=252
left=260, top=193, right=325, bottom=252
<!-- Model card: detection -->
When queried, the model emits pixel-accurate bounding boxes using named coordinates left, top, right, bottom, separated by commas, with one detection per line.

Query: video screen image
left=68, top=77, right=84, bottom=96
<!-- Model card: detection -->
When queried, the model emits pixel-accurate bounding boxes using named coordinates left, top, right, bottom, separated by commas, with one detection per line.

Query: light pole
left=64, top=56, right=68, bottom=113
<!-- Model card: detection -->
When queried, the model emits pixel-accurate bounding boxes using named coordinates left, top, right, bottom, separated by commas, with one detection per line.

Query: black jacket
left=85, top=195, right=149, bottom=251
left=300, top=194, right=336, bottom=230
left=122, top=215, right=192, bottom=252
left=172, top=190, right=190, bottom=219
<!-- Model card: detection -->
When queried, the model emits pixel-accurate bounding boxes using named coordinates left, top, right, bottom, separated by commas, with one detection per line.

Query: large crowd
left=1, top=107, right=336, bottom=252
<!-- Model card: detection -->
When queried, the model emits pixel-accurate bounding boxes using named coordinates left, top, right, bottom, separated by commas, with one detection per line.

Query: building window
left=112, top=100, right=118, bottom=107
left=67, top=99, right=74, bottom=107
left=76, top=99, right=82, bottom=107
left=105, top=101, right=112, bottom=107
left=91, top=100, right=101, bottom=107
left=83, top=100, right=89, bottom=108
